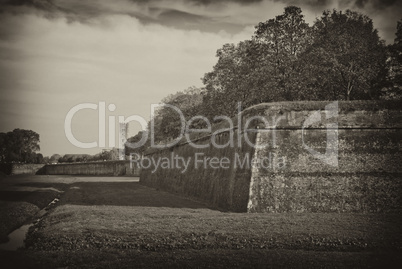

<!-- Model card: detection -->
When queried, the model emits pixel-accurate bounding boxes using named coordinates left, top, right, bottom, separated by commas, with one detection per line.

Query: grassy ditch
left=0, top=182, right=67, bottom=243
left=0, top=201, right=39, bottom=243
left=1, top=180, right=401, bottom=268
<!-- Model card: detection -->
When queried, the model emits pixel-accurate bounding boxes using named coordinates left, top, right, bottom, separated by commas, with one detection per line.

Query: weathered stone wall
left=247, top=101, right=402, bottom=213
left=10, top=164, right=46, bottom=175
left=140, top=100, right=401, bottom=213
left=44, top=161, right=140, bottom=176
left=140, top=130, right=256, bottom=212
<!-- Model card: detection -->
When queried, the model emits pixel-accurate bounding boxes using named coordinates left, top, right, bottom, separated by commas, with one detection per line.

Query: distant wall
left=44, top=161, right=140, bottom=176
left=1, top=161, right=141, bottom=176
left=140, top=100, right=402, bottom=213
left=10, top=164, right=45, bottom=175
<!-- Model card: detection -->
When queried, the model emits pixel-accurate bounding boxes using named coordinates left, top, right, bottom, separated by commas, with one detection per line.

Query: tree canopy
left=299, top=10, right=387, bottom=100
left=126, top=6, right=401, bottom=150
left=384, top=18, right=402, bottom=99
left=0, top=129, right=40, bottom=163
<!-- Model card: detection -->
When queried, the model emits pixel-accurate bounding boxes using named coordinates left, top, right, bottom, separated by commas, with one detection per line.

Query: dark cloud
left=154, top=8, right=212, bottom=25
left=1, top=0, right=59, bottom=10
left=352, top=0, right=398, bottom=10
left=274, top=0, right=330, bottom=6
left=273, top=0, right=401, bottom=13
left=187, top=0, right=263, bottom=5
left=1, top=0, right=400, bottom=43
left=272, top=0, right=332, bottom=11
left=152, top=7, right=245, bottom=33
left=354, top=0, right=368, bottom=8
left=127, top=0, right=263, bottom=5
left=0, top=0, right=250, bottom=34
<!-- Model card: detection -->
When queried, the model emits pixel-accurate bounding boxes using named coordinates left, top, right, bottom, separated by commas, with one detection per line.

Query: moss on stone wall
left=141, top=100, right=401, bottom=213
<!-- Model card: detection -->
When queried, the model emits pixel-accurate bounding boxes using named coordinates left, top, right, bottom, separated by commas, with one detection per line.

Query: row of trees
left=387, top=18, right=402, bottom=100
left=54, top=149, right=119, bottom=163
left=201, top=7, right=394, bottom=120
left=0, top=129, right=119, bottom=164
left=126, top=7, right=401, bottom=154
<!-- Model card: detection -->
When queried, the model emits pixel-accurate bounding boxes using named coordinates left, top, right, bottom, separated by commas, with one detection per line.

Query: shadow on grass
left=0, top=191, right=61, bottom=209
left=60, top=182, right=212, bottom=209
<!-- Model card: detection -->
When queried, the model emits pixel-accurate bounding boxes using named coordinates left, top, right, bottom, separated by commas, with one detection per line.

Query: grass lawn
left=26, top=205, right=401, bottom=252
left=2, top=248, right=401, bottom=269
left=1, top=179, right=401, bottom=268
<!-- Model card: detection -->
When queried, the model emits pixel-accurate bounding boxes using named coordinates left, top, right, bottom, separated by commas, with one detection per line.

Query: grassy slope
left=1, top=180, right=402, bottom=268
left=27, top=205, right=401, bottom=251
left=0, top=201, right=39, bottom=243
left=0, top=182, right=68, bottom=242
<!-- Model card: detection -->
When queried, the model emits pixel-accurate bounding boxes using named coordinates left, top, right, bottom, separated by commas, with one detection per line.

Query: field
left=0, top=175, right=401, bottom=268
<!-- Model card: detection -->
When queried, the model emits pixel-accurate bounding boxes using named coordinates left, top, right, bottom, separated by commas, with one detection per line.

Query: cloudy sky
left=0, top=0, right=400, bottom=156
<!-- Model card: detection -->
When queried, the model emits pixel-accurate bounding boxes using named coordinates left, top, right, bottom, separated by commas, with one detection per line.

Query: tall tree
left=202, top=41, right=260, bottom=118
left=202, top=6, right=312, bottom=119
left=49, top=153, right=61, bottom=163
left=0, top=129, right=40, bottom=163
left=0, top=133, right=6, bottom=163
left=35, top=153, right=43, bottom=164
left=151, top=86, right=204, bottom=144
left=384, top=19, right=402, bottom=99
left=300, top=10, right=387, bottom=100
left=125, top=130, right=150, bottom=156
left=253, top=6, right=312, bottom=100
